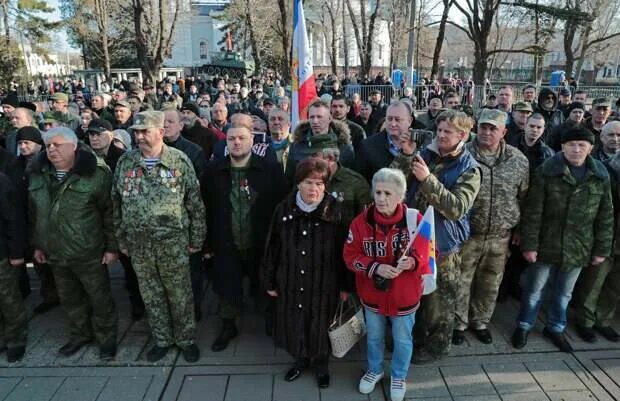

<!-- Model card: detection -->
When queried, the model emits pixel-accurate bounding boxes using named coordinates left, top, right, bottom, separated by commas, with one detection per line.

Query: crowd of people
left=1, top=75, right=620, bottom=401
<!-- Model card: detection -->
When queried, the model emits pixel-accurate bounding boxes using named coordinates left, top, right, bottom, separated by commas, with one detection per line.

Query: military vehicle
left=199, top=51, right=254, bottom=78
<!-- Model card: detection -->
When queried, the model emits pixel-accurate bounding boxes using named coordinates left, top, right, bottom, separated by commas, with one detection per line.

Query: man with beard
left=180, top=103, right=217, bottom=160
left=534, top=88, right=565, bottom=135
left=330, top=94, right=366, bottom=153
left=201, top=120, right=287, bottom=351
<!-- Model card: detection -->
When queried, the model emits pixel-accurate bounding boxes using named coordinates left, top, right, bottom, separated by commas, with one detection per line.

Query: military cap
left=50, top=92, right=69, bottom=103
left=262, top=97, right=276, bottom=106
left=42, top=111, right=65, bottom=123
left=87, top=118, right=113, bottom=134
left=513, top=101, right=533, bottom=113
left=592, top=98, right=611, bottom=108
left=114, top=100, right=131, bottom=109
left=304, top=134, right=339, bottom=155
left=478, top=108, right=508, bottom=127
left=561, top=126, right=595, bottom=145
left=559, top=88, right=571, bottom=96
left=130, top=110, right=164, bottom=130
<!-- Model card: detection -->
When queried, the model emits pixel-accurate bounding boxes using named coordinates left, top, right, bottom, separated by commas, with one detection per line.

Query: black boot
left=211, top=319, right=238, bottom=352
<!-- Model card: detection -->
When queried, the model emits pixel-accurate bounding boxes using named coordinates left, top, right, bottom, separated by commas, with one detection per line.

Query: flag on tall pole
left=291, top=0, right=317, bottom=130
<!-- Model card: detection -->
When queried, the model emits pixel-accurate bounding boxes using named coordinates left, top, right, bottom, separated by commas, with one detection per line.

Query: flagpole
left=291, top=0, right=317, bottom=130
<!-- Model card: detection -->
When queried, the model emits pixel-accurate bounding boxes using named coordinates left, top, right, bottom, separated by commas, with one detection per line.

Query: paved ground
left=2, top=265, right=620, bottom=401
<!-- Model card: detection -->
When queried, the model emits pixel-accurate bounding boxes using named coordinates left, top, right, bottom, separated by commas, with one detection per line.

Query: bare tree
left=430, top=0, right=452, bottom=77
left=276, top=0, right=291, bottom=79
left=319, top=0, right=341, bottom=74
left=132, top=0, right=181, bottom=84
left=345, top=0, right=382, bottom=78
left=385, top=0, right=411, bottom=70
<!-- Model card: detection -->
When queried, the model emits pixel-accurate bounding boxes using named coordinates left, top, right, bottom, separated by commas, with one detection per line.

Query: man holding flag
left=291, top=0, right=317, bottom=130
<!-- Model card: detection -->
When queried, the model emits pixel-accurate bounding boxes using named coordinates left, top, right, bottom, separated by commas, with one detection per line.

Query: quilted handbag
left=328, top=297, right=366, bottom=358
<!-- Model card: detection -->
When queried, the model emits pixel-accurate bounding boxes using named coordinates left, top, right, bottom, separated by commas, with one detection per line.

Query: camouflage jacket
left=111, top=144, right=206, bottom=251
left=28, top=149, right=117, bottom=265
left=465, top=139, right=529, bottom=236
left=326, top=164, right=372, bottom=227
left=521, top=153, right=614, bottom=270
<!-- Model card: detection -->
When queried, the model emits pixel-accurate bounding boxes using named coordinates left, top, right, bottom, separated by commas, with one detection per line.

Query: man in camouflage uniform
left=112, top=110, right=206, bottom=363
left=453, top=109, right=529, bottom=345
left=573, top=121, right=620, bottom=343
left=49, top=93, right=80, bottom=132
left=29, top=127, right=118, bottom=360
left=390, top=109, right=481, bottom=363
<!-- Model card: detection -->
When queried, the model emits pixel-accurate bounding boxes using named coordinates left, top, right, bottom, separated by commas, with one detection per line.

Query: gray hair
left=321, top=147, right=340, bottom=161
left=43, top=127, right=78, bottom=144
left=602, top=121, right=620, bottom=135
left=372, top=168, right=407, bottom=200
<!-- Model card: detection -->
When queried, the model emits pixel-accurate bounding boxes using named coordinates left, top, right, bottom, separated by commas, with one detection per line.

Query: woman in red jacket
left=343, top=167, right=425, bottom=401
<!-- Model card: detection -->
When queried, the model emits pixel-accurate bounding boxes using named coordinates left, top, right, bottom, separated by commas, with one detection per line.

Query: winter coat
left=182, top=121, right=218, bottom=160
left=166, top=135, right=207, bottom=177
left=534, top=88, right=565, bottom=135
left=261, top=193, right=347, bottom=360
left=465, top=139, right=529, bottom=236
left=202, top=154, right=288, bottom=302
left=342, top=119, right=366, bottom=153
left=0, top=172, right=26, bottom=261
left=343, top=204, right=424, bottom=316
left=28, top=149, right=117, bottom=265
left=286, top=120, right=355, bottom=179
left=355, top=131, right=395, bottom=183
left=516, top=136, right=555, bottom=174
left=521, top=152, right=614, bottom=270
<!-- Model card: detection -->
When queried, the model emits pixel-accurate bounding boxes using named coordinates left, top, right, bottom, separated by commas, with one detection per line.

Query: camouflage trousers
left=131, top=243, right=196, bottom=347
left=51, top=260, right=118, bottom=345
left=0, top=259, right=27, bottom=348
left=455, top=234, right=511, bottom=331
left=414, top=252, right=461, bottom=356
left=574, top=256, right=620, bottom=328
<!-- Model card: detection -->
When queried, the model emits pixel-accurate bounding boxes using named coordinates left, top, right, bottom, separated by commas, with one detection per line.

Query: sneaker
left=358, top=371, right=384, bottom=394
left=390, top=377, right=407, bottom=401
left=575, top=325, right=597, bottom=343
left=543, top=328, right=573, bottom=352
left=595, top=326, right=620, bottom=342
left=182, top=344, right=200, bottom=363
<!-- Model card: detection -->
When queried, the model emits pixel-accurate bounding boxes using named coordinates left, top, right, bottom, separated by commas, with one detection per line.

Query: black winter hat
left=566, top=102, right=585, bottom=114
left=16, top=126, right=43, bottom=145
left=1, top=92, right=19, bottom=108
left=561, top=126, right=595, bottom=145
left=180, top=103, right=200, bottom=116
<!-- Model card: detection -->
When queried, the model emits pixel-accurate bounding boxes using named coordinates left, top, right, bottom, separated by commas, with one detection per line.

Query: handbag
left=328, top=297, right=366, bottom=358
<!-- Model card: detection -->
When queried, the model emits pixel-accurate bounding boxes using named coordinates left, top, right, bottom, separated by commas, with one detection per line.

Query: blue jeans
left=364, top=307, right=415, bottom=380
left=517, top=263, right=582, bottom=333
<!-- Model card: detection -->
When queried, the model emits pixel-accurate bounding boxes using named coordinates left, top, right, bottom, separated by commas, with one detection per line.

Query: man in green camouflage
left=112, top=110, right=206, bottom=363
left=390, top=108, right=481, bottom=364
left=453, top=109, right=529, bottom=345
left=29, top=127, right=118, bottom=360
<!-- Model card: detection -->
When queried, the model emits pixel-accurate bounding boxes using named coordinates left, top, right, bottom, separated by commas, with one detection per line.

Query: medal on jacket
left=240, top=178, right=251, bottom=201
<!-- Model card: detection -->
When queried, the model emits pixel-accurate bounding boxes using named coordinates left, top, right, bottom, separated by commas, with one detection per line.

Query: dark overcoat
left=201, top=154, right=287, bottom=303
left=261, top=193, right=347, bottom=360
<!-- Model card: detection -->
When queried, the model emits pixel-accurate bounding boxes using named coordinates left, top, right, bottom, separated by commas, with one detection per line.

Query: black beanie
left=16, top=126, right=43, bottom=145
left=2, top=92, right=19, bottom=108
left=566, top=102, right=585, bottom=114
left=561, top=126, right=595, bottom=145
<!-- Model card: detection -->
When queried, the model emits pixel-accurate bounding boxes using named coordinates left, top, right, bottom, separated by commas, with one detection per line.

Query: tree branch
left=446, top=19, right=474, bottom=42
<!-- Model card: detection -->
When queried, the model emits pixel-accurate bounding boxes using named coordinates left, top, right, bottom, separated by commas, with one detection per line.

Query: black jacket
left=200, top=154, right=288, bottom=302
left=356, top=131, right=395, bottom=182
left=342, top=119, right=366, bottom=153
left=182, top=121, right=218, bottom=160
left=516, top=136, right=555, bottom=173
left=101, top=144, right=126, bottom=174
left=166, top=135, right=207, bottom=177
left=0, top=172, right=26, bottom=261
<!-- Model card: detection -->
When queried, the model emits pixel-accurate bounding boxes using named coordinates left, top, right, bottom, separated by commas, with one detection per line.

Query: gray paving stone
left=499, top=392, right=549, bottom=401
left=273, top=372, right=320, bottom=401
left=233, top=333, right=276, bottom=357
left=4, top=377, right=64, bottom=401
left=406, top=367, right=451, bottom=398
left=406, top=398, right=452, bottom=401
left=525, top=360, right=587, bottom=392
left=546, top=390, right=598, bottom=400
left=96, top=376, right=153, bottom=401
left=320, top=369, right=369, bottom=401
left=176, top=375, right=228, bottom=401
left=483, top=362, right=541, bottom=394
left=592, top=357, right=620, bottom=386
left=50, top=376, right=108, bottom=401
left=0, top=377, right=22, bottom=400
left=453, top=396, right=501, bottom=401
left=223, top=375, right=272, bottom=401
left=440, top=365, right=496, bottom=396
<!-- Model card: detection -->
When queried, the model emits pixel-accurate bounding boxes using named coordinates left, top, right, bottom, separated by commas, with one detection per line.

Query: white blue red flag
left=291, top=0, right=317, bottom=129
left=411, top=206, right=437, bottom=295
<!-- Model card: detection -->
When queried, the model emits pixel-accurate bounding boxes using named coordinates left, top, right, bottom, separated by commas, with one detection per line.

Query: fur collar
left=31, top=147, right=99, bottom=177
left=292, top=119, right=351, bottom=146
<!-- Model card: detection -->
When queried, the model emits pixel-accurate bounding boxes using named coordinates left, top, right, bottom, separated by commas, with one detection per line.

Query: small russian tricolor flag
left=411, top=206, right=437, bottom=295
